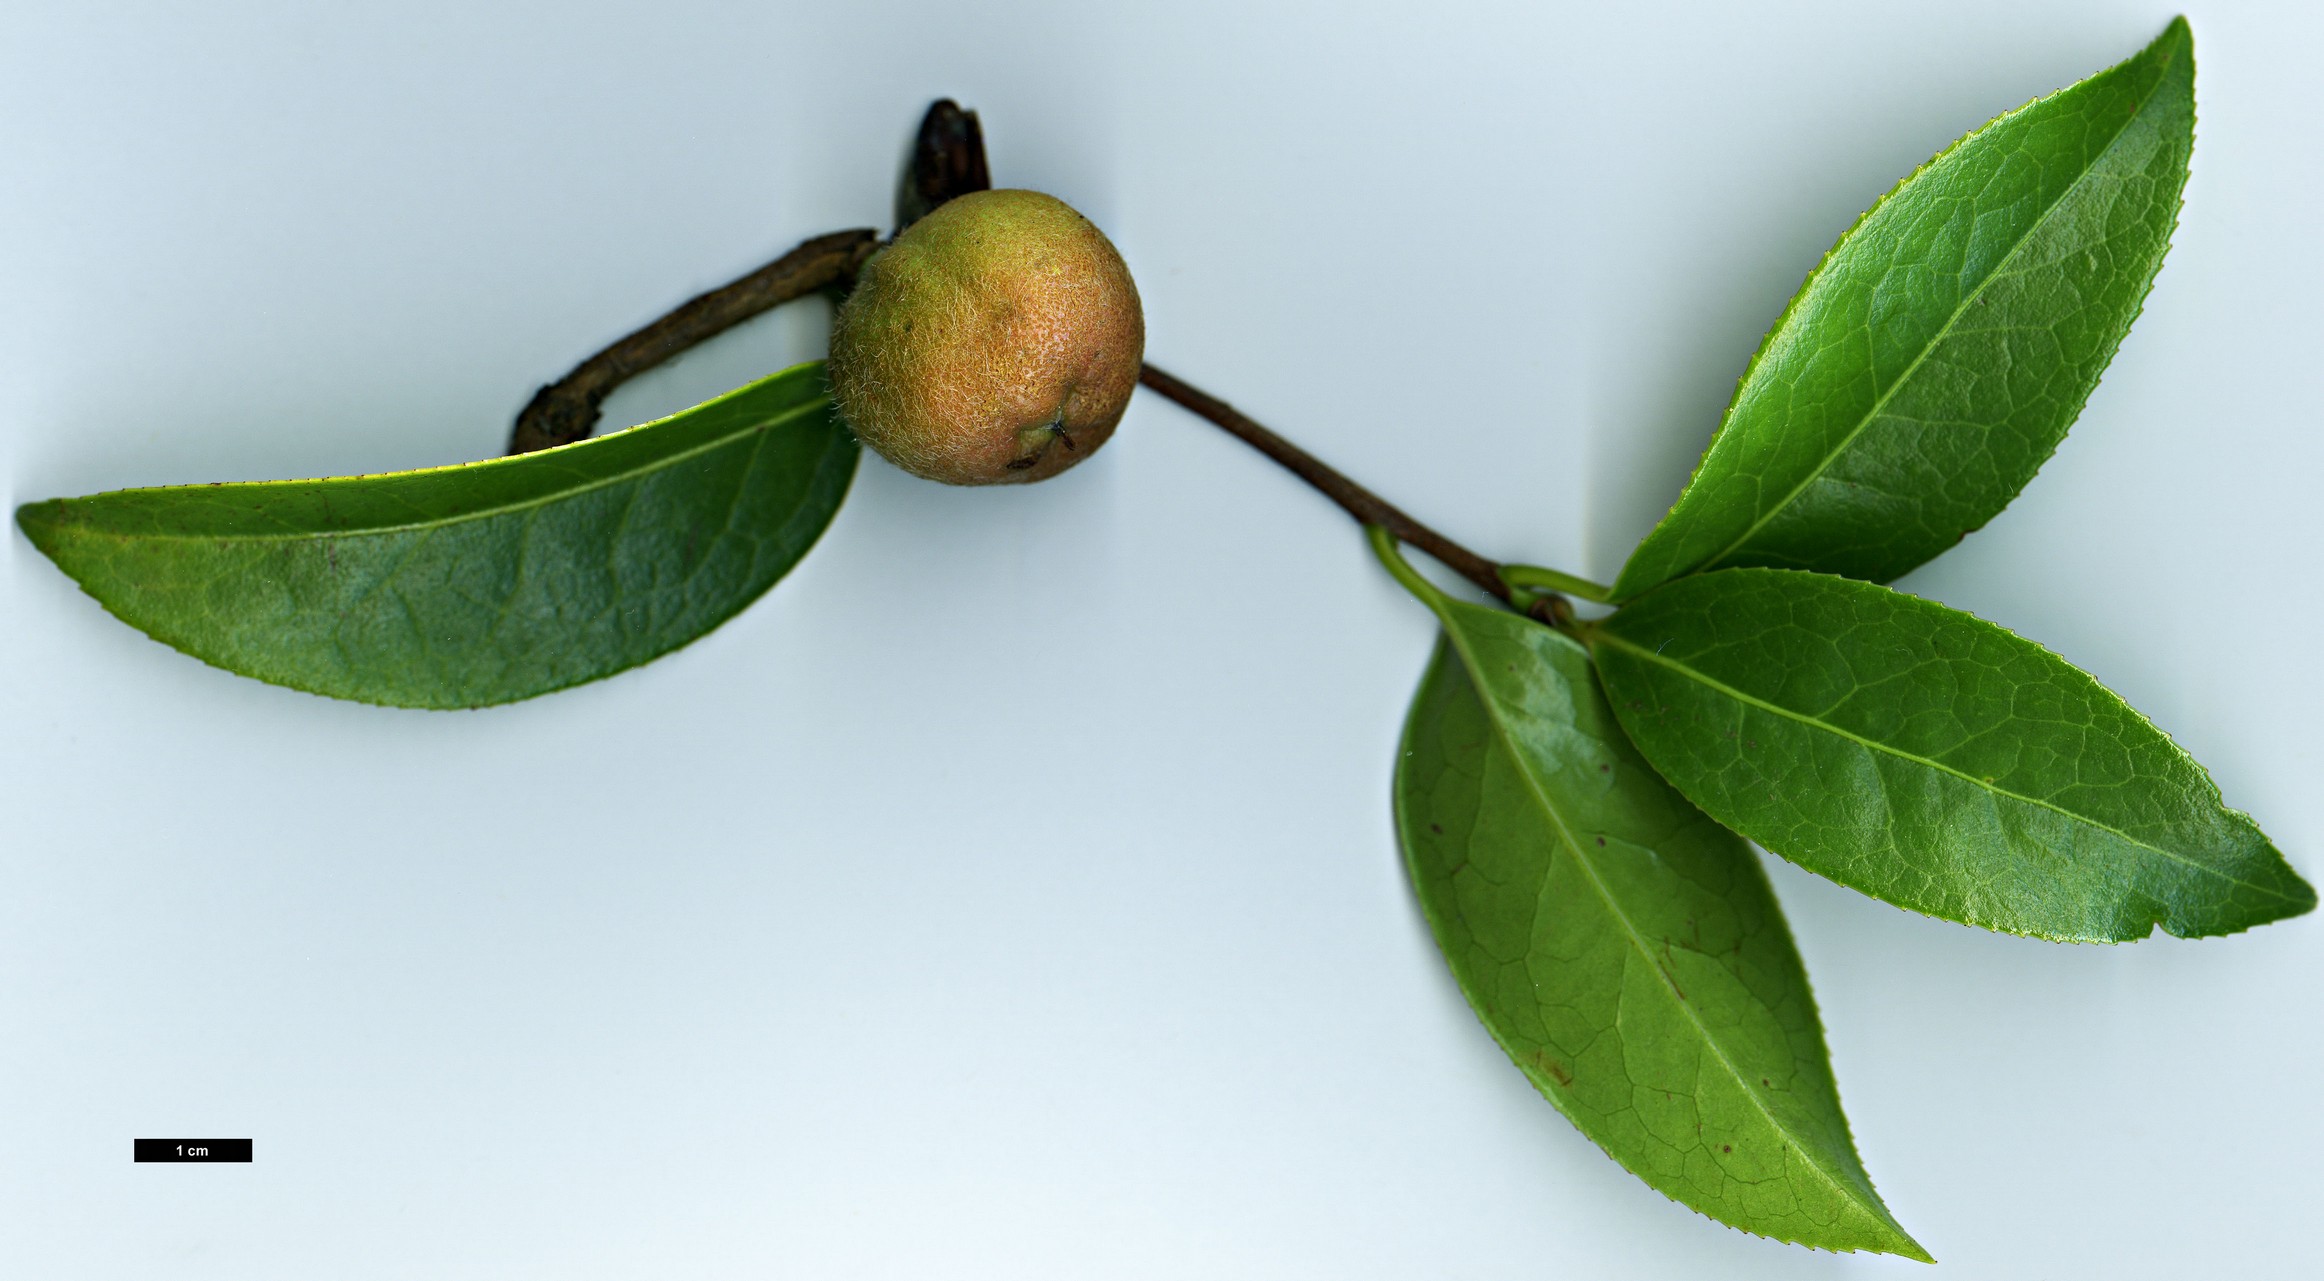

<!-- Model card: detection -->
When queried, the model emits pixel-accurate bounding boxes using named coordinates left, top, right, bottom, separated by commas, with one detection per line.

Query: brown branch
left=507, top=227, right=881, bottom=454
left=1138, top=364, right=1556, bottom=615
left=508, top=100, right=998, bottom=456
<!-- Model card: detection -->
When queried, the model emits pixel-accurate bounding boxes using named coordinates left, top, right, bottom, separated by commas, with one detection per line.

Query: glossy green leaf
left=1612, top=18, right=2195, bottom=600
left=17, top=362, right=856, bottom=708
left=1591, top=569, right=2314, bottom=941
left=1378, top=535, right=1924, bottom=1258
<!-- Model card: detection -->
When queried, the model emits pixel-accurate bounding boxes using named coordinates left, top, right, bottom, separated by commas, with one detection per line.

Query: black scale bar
left=135, top=1139, right=252, bottom=1163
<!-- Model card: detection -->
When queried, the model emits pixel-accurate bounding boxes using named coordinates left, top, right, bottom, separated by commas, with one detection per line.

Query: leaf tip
left=1884, top=1223, right=1937, bottom=1265
left=2278, top=867, right=2319, bottom=920
left=2142, top=15, right=2194, bottom=76
left=1703, top=1194, right=1933, bottom=1262
left=1838, top=1194, right=1933, bottom=1264
left=14, top=497, right=67, bottom=553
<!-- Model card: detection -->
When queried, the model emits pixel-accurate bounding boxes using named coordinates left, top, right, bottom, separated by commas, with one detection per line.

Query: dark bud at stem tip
left=897, top=100, right=994, bottom=234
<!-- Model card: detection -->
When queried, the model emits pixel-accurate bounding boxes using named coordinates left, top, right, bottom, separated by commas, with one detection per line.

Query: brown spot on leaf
left=1531, top=1050, right=1574, bottom=1088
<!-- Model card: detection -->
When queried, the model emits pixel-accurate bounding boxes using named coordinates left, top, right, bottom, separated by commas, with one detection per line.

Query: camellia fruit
left=827, top=188, right=1144, bottom=485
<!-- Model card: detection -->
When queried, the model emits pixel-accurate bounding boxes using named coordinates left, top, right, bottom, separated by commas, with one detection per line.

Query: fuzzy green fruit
left=827, top=189, right=1144, bottom=485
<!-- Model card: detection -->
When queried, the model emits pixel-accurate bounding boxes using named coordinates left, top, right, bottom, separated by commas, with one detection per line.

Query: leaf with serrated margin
left=1591, top=568, right=2315, bottom=941
left=1392, top=576, right=1925, bottom=1257
left=1613, top=18, right=2196, bottom=600
left=16, top=362, right=856, bottom=708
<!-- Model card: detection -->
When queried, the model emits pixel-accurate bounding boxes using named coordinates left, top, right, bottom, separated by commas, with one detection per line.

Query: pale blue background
left=4, top=2, right=2317, bottom=1276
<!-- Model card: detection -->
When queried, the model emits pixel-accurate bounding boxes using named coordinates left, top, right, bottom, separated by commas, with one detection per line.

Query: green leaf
left=1612, top=18, right=2195, bottom=601
left=16, top=362, right=856, bottom=708
left=1378, top=534, right=1925, bottom=1259
left=1590, top=569, right=2314, bottom=941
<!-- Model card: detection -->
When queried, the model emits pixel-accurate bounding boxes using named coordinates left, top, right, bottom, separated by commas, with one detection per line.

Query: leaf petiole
left=1371, top=525, right=1587, bottom=636
left=1366, top=524, right=1450, bottom=611
left=1499, top=563, right=1612, bottom=603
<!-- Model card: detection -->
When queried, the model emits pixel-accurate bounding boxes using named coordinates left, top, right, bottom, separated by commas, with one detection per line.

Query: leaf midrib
left=1691, top=42, right=2181, bottom=578
left=37, top=396, right=831, bottom=546
left=1593, top=628, right=2297, bottom=905
left=1435, top=616, right=1890, bottom=1228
